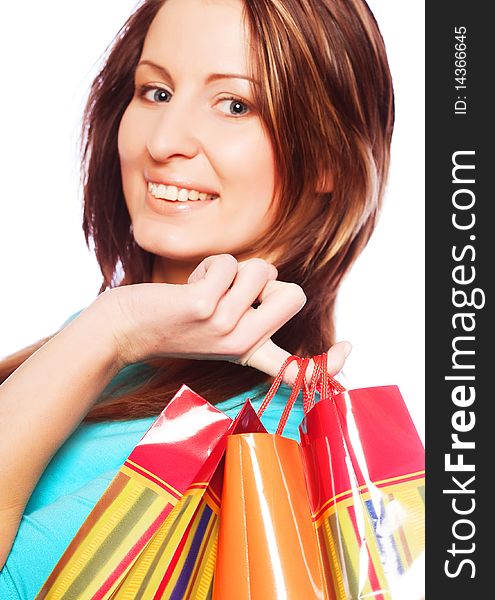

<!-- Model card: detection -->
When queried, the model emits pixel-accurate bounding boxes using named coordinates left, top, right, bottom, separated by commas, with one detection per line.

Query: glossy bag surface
left=36, top=385, right=235, bottom=599
left=214, top=356, right=424, bottom=600
left=109, top=400, right=265, bottom=600
left=300, top=385, right=425, bottom=599
left=213, top=433, right=324, bottom=599
left=37, top=355, right=424, bottom=599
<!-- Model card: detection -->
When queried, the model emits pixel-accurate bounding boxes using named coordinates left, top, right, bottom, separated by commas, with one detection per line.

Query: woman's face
left=118, top=0, right=277, bottom=283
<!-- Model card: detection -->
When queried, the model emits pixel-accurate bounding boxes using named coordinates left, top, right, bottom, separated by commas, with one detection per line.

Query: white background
left=0, top=1, right=424, bottom=441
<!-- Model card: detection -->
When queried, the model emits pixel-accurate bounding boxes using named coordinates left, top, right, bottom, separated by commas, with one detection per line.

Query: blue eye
left=217, top=96, right=251, bottom=117
left=138, top=85, right=171, bottom=103
left=136, top=85, right=252, bottom=118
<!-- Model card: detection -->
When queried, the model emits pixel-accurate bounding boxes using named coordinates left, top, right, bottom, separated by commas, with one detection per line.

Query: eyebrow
left=136, top=59, right=258, bottom=85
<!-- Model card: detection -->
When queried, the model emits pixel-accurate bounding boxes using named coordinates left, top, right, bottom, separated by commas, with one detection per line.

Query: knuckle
left=191, top=294, right=216, bottom=320
left=210, top=313, right=235, bottom=336
left=285, top=282, right=307, bottom=306
left=220, top=335, right=251, bottom=358
left=216, top=253, right=238, bottom=268
left=241, top=258, right=269, bottom=274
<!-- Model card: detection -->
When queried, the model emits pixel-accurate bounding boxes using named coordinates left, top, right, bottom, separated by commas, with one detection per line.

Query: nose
left=146, top=96, right=200, bottom=162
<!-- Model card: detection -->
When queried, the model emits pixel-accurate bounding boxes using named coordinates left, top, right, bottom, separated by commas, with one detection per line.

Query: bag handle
left=257, top=353, right=346, bottom=435
left=302, top=353, right=346, bottom=412
left=257, top=356, right=309, bottom=434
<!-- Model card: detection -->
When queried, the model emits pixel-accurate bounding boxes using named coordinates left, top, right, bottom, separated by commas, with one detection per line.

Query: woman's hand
left=96, top=254, right=350, bottom=384
left=248, top=337, right=351, bottom=387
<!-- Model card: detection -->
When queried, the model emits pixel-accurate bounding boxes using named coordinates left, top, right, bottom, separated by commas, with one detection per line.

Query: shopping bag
left=109, top=400, right=265, bottom=599
left=213, top=356, right=326, bottom=598
left=213, top=354, right=425, bottom=600
left=300, top=355, right=425, bottom=600
left=36, top=384, right=262, bottom=599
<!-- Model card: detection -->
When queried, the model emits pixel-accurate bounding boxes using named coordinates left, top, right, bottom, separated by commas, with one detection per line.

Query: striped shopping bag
left=36, top=385, right=264, bottom=600
left=300, top=380, right=425, bottom=599
left=109, top=400, right=265, bottom=599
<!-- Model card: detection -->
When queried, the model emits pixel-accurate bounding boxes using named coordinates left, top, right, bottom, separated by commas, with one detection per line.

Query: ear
left=316, top=171, right=334, bottom=194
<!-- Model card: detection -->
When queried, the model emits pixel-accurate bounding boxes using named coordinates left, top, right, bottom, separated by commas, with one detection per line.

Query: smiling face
left=117, top=0, right=278, bottom=283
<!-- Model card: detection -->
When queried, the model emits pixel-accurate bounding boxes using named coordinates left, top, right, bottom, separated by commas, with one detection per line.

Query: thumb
left=244, top=339, right=300, bottom=385
left=325, top=341, right=352, bottom=376
left=244, top=339, right=352, bottom=386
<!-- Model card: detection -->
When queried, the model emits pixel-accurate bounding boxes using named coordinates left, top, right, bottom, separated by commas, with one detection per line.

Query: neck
left=151, top=256, right=201, bottom=284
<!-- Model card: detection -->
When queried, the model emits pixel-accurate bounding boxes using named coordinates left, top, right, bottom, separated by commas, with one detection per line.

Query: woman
left=0, top=0, right=393, bottom=595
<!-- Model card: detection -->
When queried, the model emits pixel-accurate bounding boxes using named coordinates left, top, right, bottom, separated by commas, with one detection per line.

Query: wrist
left=90, top=288, right=152, bottom=370
left=78, top=292, right=129, bottom=372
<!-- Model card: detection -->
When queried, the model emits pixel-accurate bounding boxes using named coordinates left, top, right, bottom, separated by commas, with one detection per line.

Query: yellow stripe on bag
left=114, top=491, right=201, bottom=597
left=46, top=478, right=167, bottom=599
left=316, top=480, right=425, bottom=599
left=320, top=515, right=347, bottom=599
left=203, top=488, right=221, bottom=515
left=314, top=476, right=425, bottom=527
left=160, top=494, right=205, bottom=597
left=335, top=506, right=361, bottom=598
left=313, top=470, right=425, bottom=524
left=112, top=496, right=193, bottom=597
left=361, top=498, right=390, bottom=597
left=125, top=459, right=182, bottom=499
left=391, top=485, right=425, bottom=560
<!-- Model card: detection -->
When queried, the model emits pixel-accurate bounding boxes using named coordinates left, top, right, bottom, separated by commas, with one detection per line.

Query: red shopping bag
left=299, top=354, right=425, bottom=599
left=110, top=400, right=265, bottom=599
left=36, top=385, right=264, bottom=599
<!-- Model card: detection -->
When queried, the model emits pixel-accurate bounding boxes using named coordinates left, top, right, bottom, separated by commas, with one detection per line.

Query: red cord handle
left=257, top=352, right=346, bottom=435
left=257, top=355, right=301, bottom=417
left=303, top=353, right=346, bottom=412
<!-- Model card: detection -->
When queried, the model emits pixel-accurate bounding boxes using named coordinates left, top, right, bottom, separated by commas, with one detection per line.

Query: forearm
left=0, top=300, right=120, bottom=564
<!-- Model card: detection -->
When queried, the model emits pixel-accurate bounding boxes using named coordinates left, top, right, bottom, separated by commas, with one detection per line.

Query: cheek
left=117, top=106, right=144, bottom=167
left=117, top=107, right=149, bottom=216
left=216, top=129, right=276, bottom=206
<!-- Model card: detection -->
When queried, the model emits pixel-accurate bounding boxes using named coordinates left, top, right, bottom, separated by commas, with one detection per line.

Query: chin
left=131, top=218, right=258, bottom=262
left=132, top=227, right=214, bottom=261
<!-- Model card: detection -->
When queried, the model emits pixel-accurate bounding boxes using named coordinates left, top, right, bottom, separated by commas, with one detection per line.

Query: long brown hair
left=0, top=0, right=394, bottom=421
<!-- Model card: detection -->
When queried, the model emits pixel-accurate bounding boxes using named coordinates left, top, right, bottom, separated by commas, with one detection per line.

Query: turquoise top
left=0, top=310, right=305, bottom=599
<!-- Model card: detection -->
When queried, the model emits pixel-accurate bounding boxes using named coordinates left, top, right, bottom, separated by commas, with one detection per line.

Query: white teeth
left=148, top=181, right=218, bottom=201
left=177, top=188, right=189, bottom=202
left=164, top=185, right=178, bottom=200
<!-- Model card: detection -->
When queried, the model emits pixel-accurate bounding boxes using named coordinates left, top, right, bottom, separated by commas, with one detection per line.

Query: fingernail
left=343, top=342, right=352, bottom=358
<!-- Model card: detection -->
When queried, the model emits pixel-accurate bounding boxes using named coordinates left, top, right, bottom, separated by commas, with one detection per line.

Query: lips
left=147, top=181, right=219, bottom=202
left=145, top=186, right=217, bottom=215
left=145, top=172, right=220, bottom=197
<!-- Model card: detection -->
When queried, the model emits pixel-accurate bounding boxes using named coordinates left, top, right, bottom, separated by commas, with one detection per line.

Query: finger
left=244, top=338, right=297, bottom=383
left=303, top=342, right=352, bottom=383
left=190, top=254, right=238, bottom=295
left=231, top=281, right=306, bottom=382
left=325, top=341, right=352, bottom=376
left=215, top=260, right=277, bottom=327
left=246, top=340, right=352, bottom=387
left=238, top=258, right=278, bottom=281
left=187, top=254, right=237, bottom=285
left=235, top=280, right=306, bottom=351
left=186, top=255, right=239, bottom=318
